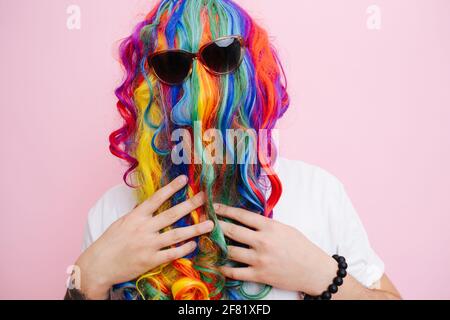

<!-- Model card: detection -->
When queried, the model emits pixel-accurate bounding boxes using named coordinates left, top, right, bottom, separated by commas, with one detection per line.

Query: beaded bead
left=338, top=269, right=347, bottom=278
left=333, top=276, right=343, bottom=286
left=303, top=254, right=347, bottom=301
left=321, top=291, right=332, bottom=300
left=328, top=284, right=338, bottom=294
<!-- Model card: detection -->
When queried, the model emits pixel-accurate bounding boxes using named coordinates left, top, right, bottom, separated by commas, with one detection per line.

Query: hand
left=74, top=175, right=214, bottom=299
left=214, top=203, right=337, bottom=295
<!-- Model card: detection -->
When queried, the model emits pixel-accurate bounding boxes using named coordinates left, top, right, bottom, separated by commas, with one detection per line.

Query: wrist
left=310, top=256, right=338, bottom=296
left=75, top=255, right=111, bottom=300
left=82, top=279, right=111, bottom=300
left=305, top=254, right=348, bottom=300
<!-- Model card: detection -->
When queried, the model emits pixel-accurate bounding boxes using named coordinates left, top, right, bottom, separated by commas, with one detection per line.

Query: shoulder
left=90, top=183, right=137, bottom=219
left=83, top=183, right=137, bottom=247
left=276, top=156, right=345, bottom=200
left=273, top=157, right=349, bottom=247
left=276, top=157, right=385, bottom=287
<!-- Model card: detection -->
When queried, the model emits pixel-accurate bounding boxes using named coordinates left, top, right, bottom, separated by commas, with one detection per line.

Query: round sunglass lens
left=150, top=51, right=193, bottom=85
left=201, top=37, right=243, bottom=74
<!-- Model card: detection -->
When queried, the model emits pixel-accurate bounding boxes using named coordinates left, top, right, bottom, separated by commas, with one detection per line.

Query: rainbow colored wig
left=109, top=0, right=289, bottom=300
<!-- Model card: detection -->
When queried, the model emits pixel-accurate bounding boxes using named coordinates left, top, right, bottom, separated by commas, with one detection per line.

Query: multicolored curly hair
left=109, top=0, right=289, bottom=300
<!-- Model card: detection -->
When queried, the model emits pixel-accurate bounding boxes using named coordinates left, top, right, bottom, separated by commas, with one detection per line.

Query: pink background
left=1, top=0, right=449, bottom=299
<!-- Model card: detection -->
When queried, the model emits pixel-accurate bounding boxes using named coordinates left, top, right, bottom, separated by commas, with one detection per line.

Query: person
left=66, top=0, right=401, bottom=300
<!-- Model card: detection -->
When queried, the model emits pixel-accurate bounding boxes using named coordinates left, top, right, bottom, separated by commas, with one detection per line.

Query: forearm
left=64, top=287, right=111, bottom=300
left=307, top=256, right=401, bottom=300
left=64, top=256, right=112, bottom=300
left=331, top=275, right=401, bottom=300
left=64, top=288, right=89, bottom=300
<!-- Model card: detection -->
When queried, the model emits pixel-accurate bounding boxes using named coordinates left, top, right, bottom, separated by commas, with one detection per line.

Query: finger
left=213, top=203, right=267, bottom=230
left=151, top=192, right=205, bottom=231
left=227, top=245, right=257, bottom=265
left=156, top=241, right=197, bottom=265
left=219, top=266, right=256, bottom=282
left=135, top=175, right=188, bottom=215
left=219, top=221, right=258, bottom=247
left=157, top=220, right=214, bottom=249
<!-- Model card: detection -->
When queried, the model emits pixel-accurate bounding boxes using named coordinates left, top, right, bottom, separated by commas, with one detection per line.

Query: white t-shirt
left=81, top=157, right=385, bottom=300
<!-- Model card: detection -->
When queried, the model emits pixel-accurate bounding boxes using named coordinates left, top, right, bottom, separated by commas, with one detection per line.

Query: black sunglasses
left=147, top=35, right=246, bottom=86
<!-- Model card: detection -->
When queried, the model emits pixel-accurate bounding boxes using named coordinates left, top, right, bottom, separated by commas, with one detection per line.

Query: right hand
left=73, top=175, right=213, bottom=299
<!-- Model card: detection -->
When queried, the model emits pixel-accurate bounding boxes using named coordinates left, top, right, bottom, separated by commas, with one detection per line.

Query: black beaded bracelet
left=303, top=254, right=348, bottom=300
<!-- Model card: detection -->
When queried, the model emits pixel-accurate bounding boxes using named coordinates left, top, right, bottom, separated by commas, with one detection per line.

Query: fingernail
left=204, top=220, right=214, bottom=230
left=177, top=175, right=188, bottom=184
left=213, top=203, right=221, bottom=212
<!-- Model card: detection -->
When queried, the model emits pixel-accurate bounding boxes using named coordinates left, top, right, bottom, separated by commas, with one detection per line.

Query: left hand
left=214, top=203, right=338, bottom=295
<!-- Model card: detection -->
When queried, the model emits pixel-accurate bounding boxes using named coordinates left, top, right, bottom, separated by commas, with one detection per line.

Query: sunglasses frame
left=148, top=35, right=246, bottom=86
